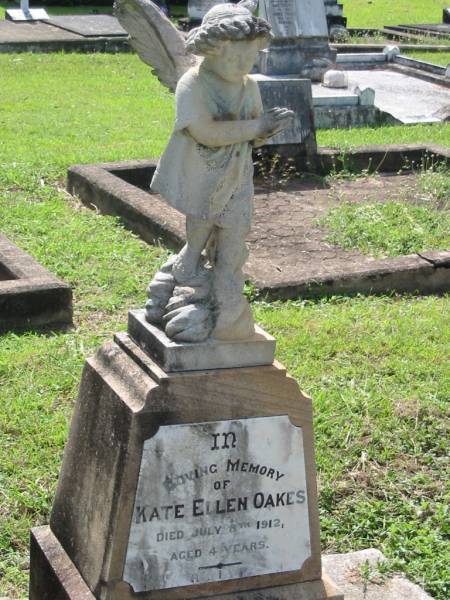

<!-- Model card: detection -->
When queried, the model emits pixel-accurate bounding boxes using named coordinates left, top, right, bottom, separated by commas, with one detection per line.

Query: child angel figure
left=117, top=0, right=294, bottom=342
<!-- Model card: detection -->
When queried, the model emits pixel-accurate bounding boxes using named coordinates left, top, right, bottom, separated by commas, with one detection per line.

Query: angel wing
left=114, top=0, right=198, bottom=92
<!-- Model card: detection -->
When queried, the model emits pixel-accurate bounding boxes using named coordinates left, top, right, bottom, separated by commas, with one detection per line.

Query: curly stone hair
left=185, top=3, right=272, bottom=57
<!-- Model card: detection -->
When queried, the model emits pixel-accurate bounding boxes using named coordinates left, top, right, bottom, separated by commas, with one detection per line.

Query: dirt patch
left=69, top=162, right=450, bottom=299
left=248, top=173, right=423, bottom=288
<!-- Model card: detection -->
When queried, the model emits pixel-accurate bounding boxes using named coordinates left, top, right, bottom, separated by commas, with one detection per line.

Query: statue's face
left=206, top=39, right=260, bottom=83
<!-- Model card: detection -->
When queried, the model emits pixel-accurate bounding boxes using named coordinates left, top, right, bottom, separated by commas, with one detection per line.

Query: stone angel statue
left=115, top=0, right=294, bottom=343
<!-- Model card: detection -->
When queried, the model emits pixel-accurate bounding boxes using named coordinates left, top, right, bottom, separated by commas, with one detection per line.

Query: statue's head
left=185, top=1, right=272, bottom=57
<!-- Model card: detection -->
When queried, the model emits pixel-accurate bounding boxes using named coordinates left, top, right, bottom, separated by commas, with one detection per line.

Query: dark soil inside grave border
left=0, top=263, right=16, bottom=281
left=67, top=146, right=450, bottom=299
left=248, top=173, right=449, bottom=296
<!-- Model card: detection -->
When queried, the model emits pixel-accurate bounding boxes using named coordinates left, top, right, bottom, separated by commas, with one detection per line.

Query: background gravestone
left=188, top=0, right=221, bottom=20
left=323, top=0, right=347, bottom=40
left=258, top=0, right=336, bottom=80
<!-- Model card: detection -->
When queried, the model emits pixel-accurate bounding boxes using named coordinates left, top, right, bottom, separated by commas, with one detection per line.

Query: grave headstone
left=323, top=0, right=347, bottom=40
left=254, top=75, right=317, bottom=152
left=29, top=10, right=341, bottom=589
left=258, top=0, right=336, bottom=80
left=259, top=0, right=328, bottom=37
left=30, top=326, right=343, bottom=600
left=188, top=0, right=220, bottom=20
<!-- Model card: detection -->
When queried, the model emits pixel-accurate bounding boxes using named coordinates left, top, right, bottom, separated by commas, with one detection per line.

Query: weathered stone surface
left=322, top=69, right=348, bottom=88
left=0, top=233, right=72, bottom=332
left=324, top=0, right=347, bottom=40
left=314, top=68, right=450, bottom=123
left=254, top=75, right=317, bottom=148
left=383, top=45, right=400, bottom=61
left=396, top=22, right=450, bottom=36
left=30, top=528, right=432, bottom=600
left=323, top=548, right=433, bottom=600
left=258, top=37, right=336, bottom=80
left=128, top=308, right=275, bottom=371
left=31, top=524, right=342, bottom=599
left=124, top=415, right=310, bottom=591
left=260, top=0, right=328, bottom=38
left=5, top=6, right=48, bottom=21
left=0, top=19, right=129, bottom=53
left=39, top=335, right=326, bottom=599
left=30, top=527, right=95, bottom=600
left=258, top=0, right=335, bottom=80
left=44, top=15, right=127, bottom=37
left=187, top=0, right=217, bottom=19
left=314, top=104, right=395, bottom=129
left=356, top=86, right=375, bottom=106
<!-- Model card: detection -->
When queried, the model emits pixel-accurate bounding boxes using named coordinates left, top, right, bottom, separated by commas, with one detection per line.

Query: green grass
left=317, top=123, right=450, bottom=149
left=342, top=0, right=450, bottom=28
left=0, top=54, right=174, bottom=180
left=0, top=53, right=448, bottom=172
left=254, top=297, right=449, bottom=597
left=319, top=199, right=450, bottom=257
left=0, top=52, right=449, bottom=599
left=403, top=51, right=450, bottom=66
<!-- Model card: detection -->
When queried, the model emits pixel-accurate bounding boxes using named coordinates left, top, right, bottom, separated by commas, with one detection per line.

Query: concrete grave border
left=67, top=145, right=450, bottom=300
left=0, top=35, right=130, bottom=54
left=0, top=233, right=73, bottom=333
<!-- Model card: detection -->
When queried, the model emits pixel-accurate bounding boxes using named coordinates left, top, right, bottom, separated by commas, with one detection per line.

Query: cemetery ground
left=342, top=0, right=449, bottom=29
left=0, top=52, right=449, bottom=600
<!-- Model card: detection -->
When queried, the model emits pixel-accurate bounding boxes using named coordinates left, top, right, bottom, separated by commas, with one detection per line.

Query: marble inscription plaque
left=259, top=0, right=328, bottom=38
left=123, top=416, right=310, bottom=592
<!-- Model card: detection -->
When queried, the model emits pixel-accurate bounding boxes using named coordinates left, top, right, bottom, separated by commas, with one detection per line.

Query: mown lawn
left=1, top=1, right=449, bottom=27
left=404, top=51, right=450, bottom=67
left=0, top=52, right=449, bottom=600
left=342, top=0, right=450, bottom=28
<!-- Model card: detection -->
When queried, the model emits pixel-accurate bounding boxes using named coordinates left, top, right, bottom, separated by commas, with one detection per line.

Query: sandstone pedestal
left=29, top=320, right=343, bottom=600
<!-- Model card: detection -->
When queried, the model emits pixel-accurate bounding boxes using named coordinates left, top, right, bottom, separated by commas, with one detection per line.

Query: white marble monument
left=29, top=6, right=343, bottom=600
left=124, top=416, right=310, bottom=591
left=117, top=0, right=294, bottom=344
left=258, top=0, right=336, bottom=80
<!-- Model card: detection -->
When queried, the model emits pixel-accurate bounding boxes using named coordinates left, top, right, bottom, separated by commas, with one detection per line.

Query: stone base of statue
left=128, top=309, right=276, bottom=371
left=29, top=316, right=343, bottom=600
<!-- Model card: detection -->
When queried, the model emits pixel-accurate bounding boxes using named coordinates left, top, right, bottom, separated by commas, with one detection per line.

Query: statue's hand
left=258, top=107, right=295, bottom=138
